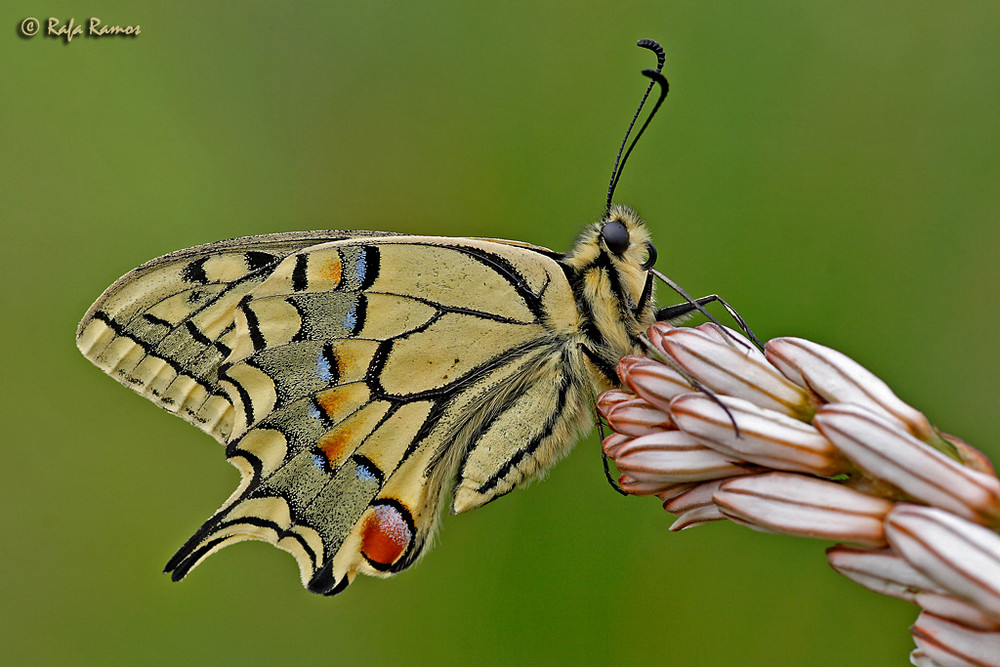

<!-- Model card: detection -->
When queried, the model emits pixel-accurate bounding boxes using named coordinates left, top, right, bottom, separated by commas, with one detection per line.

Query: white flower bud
left=714, top=472, right=893, bottom=547
left=596, top=389, right=634, bottom=419
left=765, top=337, right=934, bottom=440
left=601, top=432, right=631, bottom=459
left=611, top=430, right=756, bottom=484
left=886, top=505, right=1000, bottom=623
left=604, top=396, right=672, bottom=436
left=670, top=393, right=844, bottom=477
left=827, top=546, right=999, bottom=631
left=654, top=327, right=812, bottom=419
left=618, top=356, right=692, bottom=412
left=911, top=612, right=1000, bottom=667
left=694, top=322, right=769, bottom=364
left=662, top=479, right=729, bottom=531
left=617, top=474, right=682, bottom=497
left=827, top=546, right=943, bottom=602
left=816, top=406, right=1000, bottom=526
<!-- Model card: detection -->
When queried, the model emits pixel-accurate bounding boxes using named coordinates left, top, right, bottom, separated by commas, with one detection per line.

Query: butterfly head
left=564, top=205, right=658, bottom=357
left=567, top=205, right=656, bottom=269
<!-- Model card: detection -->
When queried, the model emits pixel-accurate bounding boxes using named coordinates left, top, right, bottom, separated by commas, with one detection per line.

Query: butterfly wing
left=76, top=230, right=397, bottom=443
left=81, top=233, right=599, bottom=595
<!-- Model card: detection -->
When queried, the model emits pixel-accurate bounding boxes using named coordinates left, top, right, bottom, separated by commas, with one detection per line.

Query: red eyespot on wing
left=361, top=503, right=413, bottom=568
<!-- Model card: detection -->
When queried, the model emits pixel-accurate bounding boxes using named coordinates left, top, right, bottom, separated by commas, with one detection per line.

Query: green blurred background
left=3, top=2, right=999, bottom=664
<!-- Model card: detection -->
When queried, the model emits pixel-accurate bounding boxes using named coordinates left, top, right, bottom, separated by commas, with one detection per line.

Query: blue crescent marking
left=311, top=453, right=327, bottom=471
left=314, top=349, right=333, bottom=382
left=355, top=462, right=377, bottom=483
left=355, top=252, right=367, bottom=284
left=343, top=303, right=357, bottom=332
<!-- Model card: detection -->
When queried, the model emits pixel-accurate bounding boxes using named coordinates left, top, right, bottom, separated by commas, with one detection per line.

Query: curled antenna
left=606, top=39, right=669, bottom=212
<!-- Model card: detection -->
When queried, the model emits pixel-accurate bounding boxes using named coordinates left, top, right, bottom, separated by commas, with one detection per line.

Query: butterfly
left=75, top=39, right=743, bottom=595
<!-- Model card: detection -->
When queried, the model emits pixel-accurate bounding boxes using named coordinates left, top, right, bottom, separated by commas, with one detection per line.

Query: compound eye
left=640, top=241, right=657, bottom=270
left=601, top=220, right=630, bottom=255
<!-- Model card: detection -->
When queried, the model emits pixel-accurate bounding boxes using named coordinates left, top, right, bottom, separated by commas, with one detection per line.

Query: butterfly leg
left=655, top=294, right=761, bottom=348
left=595, top=404, right=628, bottom=496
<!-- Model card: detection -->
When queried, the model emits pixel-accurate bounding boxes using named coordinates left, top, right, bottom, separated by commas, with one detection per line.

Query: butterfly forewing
left=76, top=230, right=395, bottom=443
